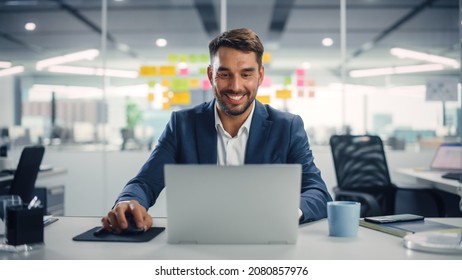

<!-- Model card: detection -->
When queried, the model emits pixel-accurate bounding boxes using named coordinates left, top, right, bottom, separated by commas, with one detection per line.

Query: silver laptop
left=429, top=143, right=462, bottom=171
left=164, top=164, right=301, bottom=244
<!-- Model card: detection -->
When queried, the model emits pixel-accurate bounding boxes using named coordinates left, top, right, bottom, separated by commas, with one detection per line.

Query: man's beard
left=216, top=90, right=254, bottom=116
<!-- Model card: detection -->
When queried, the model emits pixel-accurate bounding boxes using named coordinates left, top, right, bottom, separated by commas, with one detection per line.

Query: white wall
left=5, top=146, right=436, bottom=218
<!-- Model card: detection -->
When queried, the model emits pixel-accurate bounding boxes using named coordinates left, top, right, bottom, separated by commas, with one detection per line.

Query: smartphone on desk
left=364, top=214, right=424, bottom=224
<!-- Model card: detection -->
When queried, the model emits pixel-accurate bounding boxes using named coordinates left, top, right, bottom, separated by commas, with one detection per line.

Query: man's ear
left=207, top=65, right=213, bottom=84
left=258, top=65, right=265, bottom=86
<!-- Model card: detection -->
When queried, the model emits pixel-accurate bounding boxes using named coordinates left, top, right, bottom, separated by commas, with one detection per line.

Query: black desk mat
left=73, top=226, right=165, bottom=242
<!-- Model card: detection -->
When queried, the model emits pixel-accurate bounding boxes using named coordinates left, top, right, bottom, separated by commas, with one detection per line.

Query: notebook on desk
left=164, top=164, right=301, bottom=244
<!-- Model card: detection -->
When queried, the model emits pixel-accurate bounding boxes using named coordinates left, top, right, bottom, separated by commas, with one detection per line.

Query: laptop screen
left=430, top=143, right=462, bottom=171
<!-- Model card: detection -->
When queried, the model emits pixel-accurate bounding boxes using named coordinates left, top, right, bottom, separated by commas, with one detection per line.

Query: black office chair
left=9, top=145, right=45, bottom=203
left=329, top=135, right=445, bottom=217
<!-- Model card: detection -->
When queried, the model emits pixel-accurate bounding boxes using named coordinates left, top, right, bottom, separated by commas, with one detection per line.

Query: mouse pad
left=72, top=226, right=165, bottom=242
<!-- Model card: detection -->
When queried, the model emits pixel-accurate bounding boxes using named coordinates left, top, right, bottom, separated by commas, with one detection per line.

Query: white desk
left=1, top=217, right=461, bottom=260
left=396, top=168, right=462, bottom=211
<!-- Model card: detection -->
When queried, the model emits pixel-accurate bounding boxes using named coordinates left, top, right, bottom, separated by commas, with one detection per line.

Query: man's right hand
left=101, top=200, right=153, bottom=233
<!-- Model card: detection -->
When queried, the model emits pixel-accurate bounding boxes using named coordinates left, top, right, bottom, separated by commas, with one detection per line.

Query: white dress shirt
left=215, top=102, right=255, bottom=166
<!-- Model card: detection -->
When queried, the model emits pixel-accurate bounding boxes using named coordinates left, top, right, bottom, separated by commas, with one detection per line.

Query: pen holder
left=6, top=205, right=44, bottom=246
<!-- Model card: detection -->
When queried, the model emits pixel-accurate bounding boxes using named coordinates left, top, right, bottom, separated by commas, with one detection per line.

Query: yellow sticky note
left=161, top=80, right=171, bottom=87
left=170, top=91, right=191, bottom=105
left=139, top=66, right=158, bottom=76
left=256, top=95, right=270, bottom=104
left=262, top=52, right=272, bottom=64
left=189, top=78, right=199, bottom=88
left=162, top=102, right=171, bottom=110
left=159, top=66, right=176, bottom=76
left=147, top=92, right=155, bottom=102
left=276, top=89, right=292, bottom=99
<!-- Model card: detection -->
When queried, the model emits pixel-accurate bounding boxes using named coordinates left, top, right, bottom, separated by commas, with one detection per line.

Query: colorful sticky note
left=283, top=76, right=292, bottom=86
left=159, top=66, right=176, bottom=76
left=162, top=102, right=171, bottom=110
left=139, top=66, right=158, bottom=76
left=178, top=67, right=189, bottom=76
left=178, top=54, right=188, bottom=62
left=189, top=78, right=199, bottom=88
left=189, top=54, right=199, bottom=63
left=167, top=54, right=178, bottom=64
left=256, top=95, right=270, bottom=104
left=262, top=52, right=272, bottom=64
left=198, top=67, right=207, bottom=75
left=201, top=79, right=212, bottom=90
left=147, top=92, right=155, bottom=102
left=163, top=91, right=172, bottom=98
left=171, top=78, right=189, bottom=91
left=170, top=91, right=191, bottom=105
left=261, top=77, right=272, bottom=88
left=200, top=54, right=209, bottom=63
left=276, top=89, right=292, bottom=99
left=161, top=80, right=171, bottom=87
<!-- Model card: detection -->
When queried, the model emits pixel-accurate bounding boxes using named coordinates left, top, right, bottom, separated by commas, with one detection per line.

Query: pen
left=27, top=196, right=38, bottom=209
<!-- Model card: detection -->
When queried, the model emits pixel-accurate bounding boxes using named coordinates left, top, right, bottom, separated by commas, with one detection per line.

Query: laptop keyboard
left=442, top=172, right=462, bottom=182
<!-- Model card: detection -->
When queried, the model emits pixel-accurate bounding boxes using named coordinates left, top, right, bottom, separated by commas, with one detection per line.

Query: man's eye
left=217, top=72, right=229, bottom=78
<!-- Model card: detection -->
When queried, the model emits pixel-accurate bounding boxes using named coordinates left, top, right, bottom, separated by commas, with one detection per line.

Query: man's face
left=208, top=47, right=264, bottom=117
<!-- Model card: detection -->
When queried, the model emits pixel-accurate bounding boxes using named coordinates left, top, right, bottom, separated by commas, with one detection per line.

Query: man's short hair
left=208, top=28, right=264, bottom=69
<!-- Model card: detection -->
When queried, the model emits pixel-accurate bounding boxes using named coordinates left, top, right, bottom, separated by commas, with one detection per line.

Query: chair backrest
left=330, top=135, right=398, bottom=216
left=9, top=145, right=45, bottom=203
left=330, top=135, right=393, bottom=189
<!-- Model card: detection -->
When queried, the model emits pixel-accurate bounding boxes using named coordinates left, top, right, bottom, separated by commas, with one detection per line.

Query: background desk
left=396, top=168, right=462, bottom=211
left=0, top=167, right=67, bottom=187
left=0, top=168, right=67, bottom=215
left=1, top=217, right=461, bottom=260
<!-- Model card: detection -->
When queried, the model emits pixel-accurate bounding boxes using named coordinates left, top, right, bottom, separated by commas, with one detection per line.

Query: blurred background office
left=0, top=0, right=460, bottom=216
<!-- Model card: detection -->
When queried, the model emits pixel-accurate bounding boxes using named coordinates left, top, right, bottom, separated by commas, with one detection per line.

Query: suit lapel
left=196, top=101, right=218, bottom=164
left=245, top=101, right=272, bottom=164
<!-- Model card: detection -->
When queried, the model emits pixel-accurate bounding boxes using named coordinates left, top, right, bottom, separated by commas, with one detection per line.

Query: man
left=102, top=28, right=332, bottom=233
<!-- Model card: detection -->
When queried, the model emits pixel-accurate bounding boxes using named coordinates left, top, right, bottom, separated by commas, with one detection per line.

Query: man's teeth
left=229, top=95, right=242, bottom=100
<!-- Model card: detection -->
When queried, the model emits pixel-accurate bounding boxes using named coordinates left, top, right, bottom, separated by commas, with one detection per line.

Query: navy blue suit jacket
left=117, top=99, right=332, bottom=223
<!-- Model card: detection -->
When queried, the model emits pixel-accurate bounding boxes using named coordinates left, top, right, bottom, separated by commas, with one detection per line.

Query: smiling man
left=102, top=28, right=332, bottom=233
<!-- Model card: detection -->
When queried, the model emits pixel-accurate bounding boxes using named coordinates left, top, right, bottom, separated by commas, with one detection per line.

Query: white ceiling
left=0, top=0, right=459, bottom=87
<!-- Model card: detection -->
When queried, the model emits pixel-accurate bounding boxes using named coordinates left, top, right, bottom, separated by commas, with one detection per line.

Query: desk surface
left=1, top=217, right=461, bottom=260
left=396, top=168, right=461, bottom=195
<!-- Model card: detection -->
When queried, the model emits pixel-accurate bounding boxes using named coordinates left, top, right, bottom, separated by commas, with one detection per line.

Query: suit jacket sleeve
left=289, top=116, right=332, bottom=223
left=115, top=111, right=179, bottom=209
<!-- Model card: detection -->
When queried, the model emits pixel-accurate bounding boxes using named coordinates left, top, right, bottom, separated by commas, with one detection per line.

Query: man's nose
left=228, top=76, right=243, bottom=91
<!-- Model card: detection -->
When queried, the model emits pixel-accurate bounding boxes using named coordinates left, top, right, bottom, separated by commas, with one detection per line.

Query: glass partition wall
left=0, top=0, right=460, bottom=216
